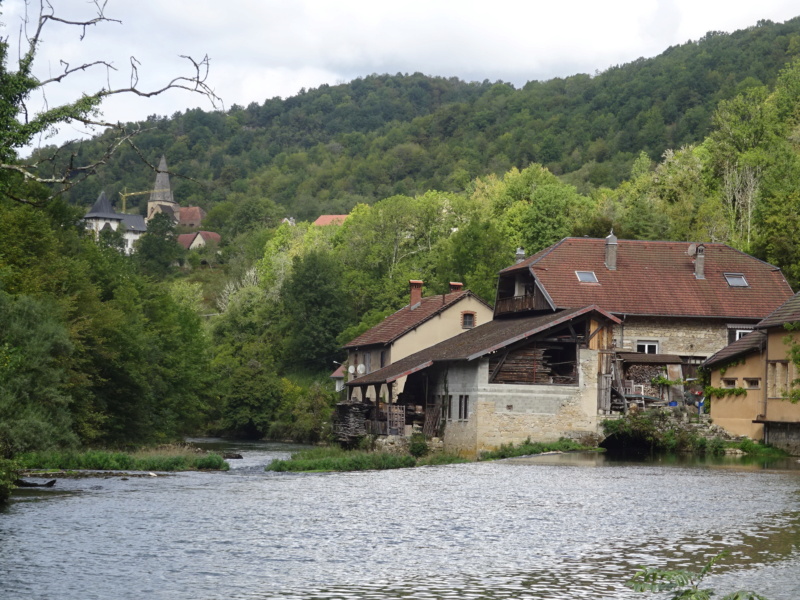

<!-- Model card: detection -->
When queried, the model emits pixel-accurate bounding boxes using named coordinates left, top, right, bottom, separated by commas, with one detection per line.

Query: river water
left=1, top=440, right=799, bottom=600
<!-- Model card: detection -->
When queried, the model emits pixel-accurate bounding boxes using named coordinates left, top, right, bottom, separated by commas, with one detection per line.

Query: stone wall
left=615, top=317, right=728, bottom=358
left=764, top=422, right=800, bottom=455
left=433, top=350, right=601, bottom=457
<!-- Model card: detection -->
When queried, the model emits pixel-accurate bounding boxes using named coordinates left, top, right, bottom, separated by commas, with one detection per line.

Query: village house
left=83, top=191, right=147, bottom=254
left=341, top=280, right=493, bottom=405
left=341, top=235, right=794, bottom=456
left=704, top=292, right=800, bottom=453
left=177, top=230, right=221, bottom=251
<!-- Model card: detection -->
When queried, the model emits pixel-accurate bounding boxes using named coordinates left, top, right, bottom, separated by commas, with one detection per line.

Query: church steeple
left=149, top=155, right=175, bottom=205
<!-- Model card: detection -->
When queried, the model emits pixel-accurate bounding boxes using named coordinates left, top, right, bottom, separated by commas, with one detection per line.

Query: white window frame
left=575, top=271, right=598, bottom=283
left=637, top=340, right=659, bottom=354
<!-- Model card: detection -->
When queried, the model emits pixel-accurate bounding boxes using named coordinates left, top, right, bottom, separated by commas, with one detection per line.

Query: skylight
left=724, top=273, right=748, bottom=287
left=576, top=271, right=598, bottom=283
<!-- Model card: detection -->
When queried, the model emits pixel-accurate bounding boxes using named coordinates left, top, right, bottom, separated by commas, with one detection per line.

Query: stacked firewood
left=624, top=364, right=663, bottom=397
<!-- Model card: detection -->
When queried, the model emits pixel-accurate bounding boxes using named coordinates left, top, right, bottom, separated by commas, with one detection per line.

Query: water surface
left=1, top=441, right=798, bottom=599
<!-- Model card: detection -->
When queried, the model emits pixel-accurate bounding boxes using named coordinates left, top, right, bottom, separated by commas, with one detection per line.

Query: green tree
left=135, top=213, right=183, bottom=277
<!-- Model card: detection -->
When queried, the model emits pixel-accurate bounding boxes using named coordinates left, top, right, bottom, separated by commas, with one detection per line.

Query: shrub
left=479, top=437, right=594, bottom=461
left=266, top=448, right=415, bottom=472
left=408, top=433, right=429, bottom=458
left=16, top=449, right=229, bottom=471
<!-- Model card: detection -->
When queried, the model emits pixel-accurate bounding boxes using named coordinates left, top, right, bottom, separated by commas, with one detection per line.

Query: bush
left=266, top=448, right=415, bottom=472
left=479, top=437, right=593, bottom=460
left=16, top=449, right=229, bottom=471
left=408, top=433, right=429, bottom=458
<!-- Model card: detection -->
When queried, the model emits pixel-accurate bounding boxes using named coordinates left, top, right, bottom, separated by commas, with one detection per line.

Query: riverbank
left=15, top=447, right=229, bottom=473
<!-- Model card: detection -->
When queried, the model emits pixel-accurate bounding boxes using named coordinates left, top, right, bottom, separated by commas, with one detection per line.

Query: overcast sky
left=2, top=0, right=799, bottom=152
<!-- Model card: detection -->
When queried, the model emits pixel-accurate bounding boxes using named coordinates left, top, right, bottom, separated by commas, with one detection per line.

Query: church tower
left=146, top=155, right=179, bottom=223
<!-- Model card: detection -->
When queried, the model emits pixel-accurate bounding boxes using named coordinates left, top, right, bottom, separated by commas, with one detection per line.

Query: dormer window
left=576, top=271, right=598, bottom=283
left=724, top=273, right=748, bottom=287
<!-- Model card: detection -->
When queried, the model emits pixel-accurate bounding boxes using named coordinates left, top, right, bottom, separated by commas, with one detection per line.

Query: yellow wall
left=708, top=352, right=765, bottom=439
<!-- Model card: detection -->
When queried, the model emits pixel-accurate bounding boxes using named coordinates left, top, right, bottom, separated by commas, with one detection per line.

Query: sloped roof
left=343, top=290, right=490, bottom=349
left=330, top=365, right=345, bottom=379
left=703, top=330, right=767, bottom=369
left=312, top=214, right=348, bottom=226
left=84, top=191, right=121, bottom=220
left=756, top=291, right=800, bottom=329
left=179, top=206, right=206, bottom=225
left=177, top=233, right=196, bottom=250
left=198, top=231, right=220, bottom=244
left=347, top=306, right=620, bottom=386
left=150, top=155, right=175, bottom=204
left=500, top=237, right=792, bottom=319
left=120, top=214, right=147, bottom=233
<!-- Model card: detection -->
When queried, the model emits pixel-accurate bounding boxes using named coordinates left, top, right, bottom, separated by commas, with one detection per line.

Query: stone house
left=344, top=305, right=619, bottom=456
left=704, top=292, right=800, bottom=453
left=177, top=230, right=221, bottom=251
left=496, top=235, right=793, bottom=373
left=83, top=191, right=147, bottom=254
left=342, top=280, right=493, bottom=404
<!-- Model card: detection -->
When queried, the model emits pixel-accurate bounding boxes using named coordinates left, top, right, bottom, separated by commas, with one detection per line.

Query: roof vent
left=515, top=248, right=526, bottom=263
left=449, top=282, right=464, bottom=293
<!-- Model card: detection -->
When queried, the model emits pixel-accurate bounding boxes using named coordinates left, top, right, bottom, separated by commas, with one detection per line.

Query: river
left=1, top=440, right=799, bottom=599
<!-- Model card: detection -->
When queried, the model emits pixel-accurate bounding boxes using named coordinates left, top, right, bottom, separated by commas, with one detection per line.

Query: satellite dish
left=687, top=243, right=696, bottom=256
left=348, top=365, right=355, bottom=374
left=356, top=364, right=366, bottom=375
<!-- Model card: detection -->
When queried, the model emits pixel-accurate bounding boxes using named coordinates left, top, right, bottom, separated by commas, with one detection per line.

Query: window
left=727, top=324, right=754, bottom=344
left=462, top=312, right=476, bottom=329
left=722, top=378, right=737, bottom=388
left=458, top=395, right=470, bottom=420
left=724, top=273, right=749, bottom=287
left=575, top=271, right=598, bottom=283
left=744, top=378, right=760, bottom=389
left=637, top=341, right=659, bottom=354
left=364, top=352, right=372, bottom=373
left=380, top=350, right=387, bottom=369
left=446, top=395, right=453, bottom=420
left=735, top=330, right=751, bottom=341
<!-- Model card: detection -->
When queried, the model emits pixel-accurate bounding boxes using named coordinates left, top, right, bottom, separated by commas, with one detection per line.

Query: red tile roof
left=703, top=330, right=766, bottom=368
left=756, top=291, right=800, bottom=329
left=343, top=290, right=489, bottom=349
left=177, top=233, right=195, bottom=250
left=501, top=238, right=792, bottom=319
left=313, top=214, right=348, bottom=226
left=198, top=231, right=221, bottom=244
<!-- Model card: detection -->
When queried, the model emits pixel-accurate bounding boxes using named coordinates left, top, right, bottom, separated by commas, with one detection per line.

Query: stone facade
left=615, top=316, right=730, bottom=359
left=430, top=350, right=602, bottom=457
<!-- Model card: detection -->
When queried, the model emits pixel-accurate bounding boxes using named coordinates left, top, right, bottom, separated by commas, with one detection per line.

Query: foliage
left=478, top=437, right=593, bottom=460
left=416, top=452, right=468, bottom=466
left=601, top=411, right=727, bottom=456
left=57, top=19, right=800, bottom=216
left=732, top=438, right=787, bottom=458
left=626, top=552, right=768, bottom=600
left=17, top=449, right=228, bottom=471
left=265, top=447, right=416, bottom=472
left=704, top=386, right=748, bottom=399
left=0, top=457, right=18, bottom=504
left=408, top=433, right=429, bottom=458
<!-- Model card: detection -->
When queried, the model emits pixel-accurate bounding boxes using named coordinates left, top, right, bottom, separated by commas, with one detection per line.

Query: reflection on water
left=1, top=442, right=798, bottom=600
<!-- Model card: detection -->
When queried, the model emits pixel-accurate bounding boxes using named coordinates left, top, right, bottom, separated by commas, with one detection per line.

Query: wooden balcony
left=495, top=294, right=541, bottom=315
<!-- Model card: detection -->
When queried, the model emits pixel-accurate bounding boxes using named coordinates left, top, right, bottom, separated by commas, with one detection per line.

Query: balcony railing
left=495, top=294, right=539, bottom=314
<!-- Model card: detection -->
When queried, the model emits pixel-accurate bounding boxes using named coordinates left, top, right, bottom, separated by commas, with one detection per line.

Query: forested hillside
left=53, top=17, right=800, bottom=220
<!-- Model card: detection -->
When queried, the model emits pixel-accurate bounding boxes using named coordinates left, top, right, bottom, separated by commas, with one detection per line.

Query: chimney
left=695, top=244, right=705, bottom=279
left=605, top=230, right=618, bottom=271
left=449, top=282, right=464, bottom=293
left=515, top=248, right=526, bottom=264
left=409, top=280, right=423, bottom=307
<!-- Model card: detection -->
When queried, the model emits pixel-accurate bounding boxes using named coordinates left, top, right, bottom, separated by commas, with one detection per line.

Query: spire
left=150, top=155, right=175, bottom=204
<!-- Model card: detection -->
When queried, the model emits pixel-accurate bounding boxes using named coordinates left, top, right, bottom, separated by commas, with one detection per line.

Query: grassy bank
left=478, top=437, right=599, bottom=461
left=17, top=448, right=229, bottom=472
left=266, top=446, right=468, bottom=472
